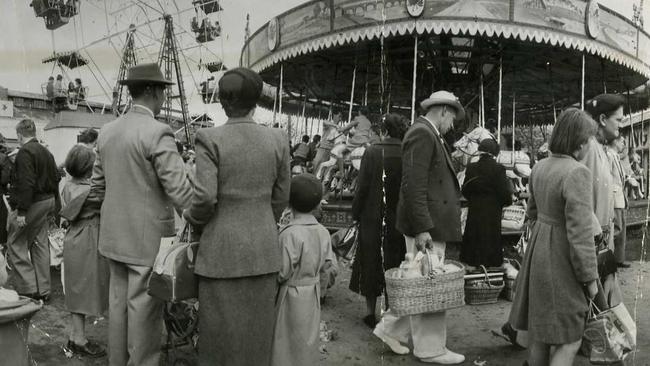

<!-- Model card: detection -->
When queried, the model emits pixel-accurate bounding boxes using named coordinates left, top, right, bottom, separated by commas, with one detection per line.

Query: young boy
left=271, top=174, right=338, bottom=366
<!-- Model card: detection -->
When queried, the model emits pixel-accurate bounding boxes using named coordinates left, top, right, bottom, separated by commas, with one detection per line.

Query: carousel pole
left=581, top=53, right=586, bottom=110
left=279, top=63, right=284, bottom=123
left=479, top=67, right=485, bottom=127
left=348, top=64, right=357, bottom=124
left=272, top=85, right=278, bottom=125
left=628, top=89, right=635, bottom=148
left=411, top=35, right=418, bottom=124
left=364, top=62, right=369, bottom=106
left=512, top=92, right=516, bottom=158
left=301, top=92, right=307, bottom=137
left=497, top=56, right=503, bottom=144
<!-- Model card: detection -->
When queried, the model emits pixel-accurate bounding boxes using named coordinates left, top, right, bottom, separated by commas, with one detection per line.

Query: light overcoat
left=89, top=106, right=193, bottom=266
left=509, top=155, right=599, bottom=344
left=271, top=215, right=337, bottom=366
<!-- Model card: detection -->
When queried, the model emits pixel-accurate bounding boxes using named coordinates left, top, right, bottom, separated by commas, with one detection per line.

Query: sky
left=0, top=0, right=647, bottom=123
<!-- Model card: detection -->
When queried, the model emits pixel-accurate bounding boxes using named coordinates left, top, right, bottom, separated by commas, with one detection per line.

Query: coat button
left=443, top=200, right=447, bottom=204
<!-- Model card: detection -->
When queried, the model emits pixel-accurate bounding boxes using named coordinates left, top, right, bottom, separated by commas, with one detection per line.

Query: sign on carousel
left=267, top=17, right=279, bottom=51
left=585, top=0, right=600, bottom=39
left=406, top=0, right=425, bottom=18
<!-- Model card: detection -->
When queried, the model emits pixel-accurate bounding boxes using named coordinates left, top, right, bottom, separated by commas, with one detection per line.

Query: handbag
left=582, top=300, right=633, bottom=364
left=595, top=231, right=617, bottom=279
left=147, top=224, right=199, bottom=302
left=331, top=224, right=358, bottom=261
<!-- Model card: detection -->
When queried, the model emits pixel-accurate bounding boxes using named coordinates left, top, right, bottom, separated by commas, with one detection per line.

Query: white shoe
left=372, top=327, right=410, bottom=355
left=420, top=349, right=465, bottom=364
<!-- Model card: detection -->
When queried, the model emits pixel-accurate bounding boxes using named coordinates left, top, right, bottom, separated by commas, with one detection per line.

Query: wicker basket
left=464, top=266, right=505, bottom=305
left=385, top=260, right=465, bottom=317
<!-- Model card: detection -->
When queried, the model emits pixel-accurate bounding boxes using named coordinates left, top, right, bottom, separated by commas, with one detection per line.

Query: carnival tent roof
left=242, top=0, right=650, bottom=125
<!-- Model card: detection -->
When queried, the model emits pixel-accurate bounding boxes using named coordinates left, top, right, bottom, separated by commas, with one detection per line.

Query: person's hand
left=586, top=280, right=599, bottom=300
left=60, top=219, right=70, bottom=230
left=16, top=216, right=26, bottom=228
left=414, top=232, right=433, bottom=253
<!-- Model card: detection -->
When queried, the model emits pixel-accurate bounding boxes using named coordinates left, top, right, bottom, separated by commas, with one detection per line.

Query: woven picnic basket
left=385, top=260, right=465, bottom=317
left=464, top=265, right=505, bottom=305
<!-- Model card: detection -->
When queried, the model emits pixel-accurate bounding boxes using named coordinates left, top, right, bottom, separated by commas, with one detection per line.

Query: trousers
left=374, top=236, right=447, bottom=359
left=108, top=260, right=163, bottom=366
left=7, top=198, right=55, bottom=296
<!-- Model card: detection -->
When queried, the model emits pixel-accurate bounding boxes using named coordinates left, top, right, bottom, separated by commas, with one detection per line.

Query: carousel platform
left=319, top=198, right=650, bottom=233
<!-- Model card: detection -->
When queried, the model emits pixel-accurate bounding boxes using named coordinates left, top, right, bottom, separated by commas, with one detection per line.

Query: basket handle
left=480, top=265, right=492, bottom=288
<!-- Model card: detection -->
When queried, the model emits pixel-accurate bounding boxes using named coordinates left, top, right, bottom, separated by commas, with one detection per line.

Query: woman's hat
left=290, top=174, right=323, bottom=213
left=478, top=138, right=500, bottom=156
left=218, top=67, right=263, bottom=108
left=420, top=90, right=466, bottom=120
left=118, top=63, right=174, bottom=86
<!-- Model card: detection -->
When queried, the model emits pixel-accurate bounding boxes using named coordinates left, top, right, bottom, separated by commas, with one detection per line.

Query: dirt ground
left=20, top=227, right=650, bottom=366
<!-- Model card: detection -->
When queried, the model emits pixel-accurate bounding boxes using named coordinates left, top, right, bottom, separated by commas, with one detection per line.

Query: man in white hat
left=87, top=63, right=193, bottom=366
left=374, top=90, right=465, bottom=364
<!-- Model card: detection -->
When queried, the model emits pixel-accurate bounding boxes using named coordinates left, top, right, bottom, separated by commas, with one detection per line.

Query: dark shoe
left=19, top=292, right=49, bottom=303
left=363, top=314, right=377, bottom=329
left=67, top=340, right=106, bottom=358
left=617, top=262, right=631, bottom=268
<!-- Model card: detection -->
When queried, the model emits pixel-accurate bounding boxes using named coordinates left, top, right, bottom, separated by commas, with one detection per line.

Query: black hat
left=584, top=94, right=625, bottom=119
left=478, top=138, right=500, bottom=156
left=118, top=63, right=174, bottom=86
left=290, top=174, right=323, bottom=213
left=218, top=67, right=263, bottom=109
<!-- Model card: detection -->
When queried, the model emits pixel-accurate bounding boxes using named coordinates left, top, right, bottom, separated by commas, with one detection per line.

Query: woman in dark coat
left=460, top=138, right=512, bottom=267
left=350, top=114, right=408, bottom=328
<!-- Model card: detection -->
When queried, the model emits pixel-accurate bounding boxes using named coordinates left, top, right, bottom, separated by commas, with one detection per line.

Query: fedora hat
left=420, top=90, right=466, bottom=120
left=118, top=63, right=174, bottom=86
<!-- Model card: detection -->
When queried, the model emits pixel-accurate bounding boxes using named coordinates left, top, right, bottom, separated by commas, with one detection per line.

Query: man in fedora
left=88, top=63, right=192, bottom=366
left=374, top=90, right=465, bottom=364
left=183, top=67, right=290, bottom=366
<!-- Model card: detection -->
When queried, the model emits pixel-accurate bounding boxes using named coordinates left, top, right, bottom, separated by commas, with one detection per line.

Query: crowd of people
left=0, top=62, right=642, bottom=366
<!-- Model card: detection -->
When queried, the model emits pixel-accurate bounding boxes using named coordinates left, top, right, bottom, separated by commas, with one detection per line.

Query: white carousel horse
left=452, top=126, right=495, bottom=186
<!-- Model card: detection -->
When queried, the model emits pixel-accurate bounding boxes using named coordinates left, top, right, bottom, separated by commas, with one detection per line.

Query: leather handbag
left=148, top=224, right=199, bottom=302
left=595, top=231, right=617, bottom=279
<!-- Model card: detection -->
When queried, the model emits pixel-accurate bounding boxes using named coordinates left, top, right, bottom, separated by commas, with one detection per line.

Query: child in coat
left=271, top=173, right=338, bottom=366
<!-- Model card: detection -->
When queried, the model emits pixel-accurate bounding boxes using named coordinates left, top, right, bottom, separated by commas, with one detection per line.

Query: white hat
left=420, top=90, right=466, bottom=120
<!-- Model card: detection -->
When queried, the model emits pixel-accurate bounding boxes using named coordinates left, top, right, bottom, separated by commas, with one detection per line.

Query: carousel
left=241, top=0, right=650, bottom=232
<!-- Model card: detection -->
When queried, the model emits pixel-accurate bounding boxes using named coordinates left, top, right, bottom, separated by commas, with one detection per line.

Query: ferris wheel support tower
left=113, top=24, right=137, bottom=116
left=159, top=14, right=191, bottom=144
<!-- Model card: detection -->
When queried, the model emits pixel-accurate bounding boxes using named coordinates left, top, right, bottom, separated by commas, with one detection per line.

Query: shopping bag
left=148, top=224, right=199, bottom=301
left=582, top=301, right=633, bottom=364
left=48, top=227, right=65, bottom=267
left=331, top=224, right=358, bottom=261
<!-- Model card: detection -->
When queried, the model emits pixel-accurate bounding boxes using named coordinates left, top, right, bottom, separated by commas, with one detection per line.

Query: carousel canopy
left=242, top=0, right=650, bottom=125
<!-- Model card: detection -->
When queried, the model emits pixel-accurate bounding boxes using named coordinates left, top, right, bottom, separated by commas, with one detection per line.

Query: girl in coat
left=350, top=113, right=408, bottom=328
left=460, top=138, right=512, bottom=267
left=271, top=174, right=338, bottom=366
left=60, top=145, right=109, bottom=358
left=509, top=108, right=599, bottom=366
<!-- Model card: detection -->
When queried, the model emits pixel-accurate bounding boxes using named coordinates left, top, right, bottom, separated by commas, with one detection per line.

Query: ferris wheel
left=31, top=0, right=229, bottom=142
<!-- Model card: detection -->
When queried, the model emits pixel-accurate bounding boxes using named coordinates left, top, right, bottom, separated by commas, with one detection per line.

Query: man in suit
left=373, top=91, right=465, bottom=364
left=88, top=63, right=192, bottom=366
left=7, top=119, right=60, bottom=301
left=183, top=67, right=290, bottom=366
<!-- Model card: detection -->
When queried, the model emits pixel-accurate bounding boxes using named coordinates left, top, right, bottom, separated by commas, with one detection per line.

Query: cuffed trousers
left=7, top=198, right=54, bottom=296
left=108, top=260, right=163, bottom=366
left=374, top=236, right=448, bottom=359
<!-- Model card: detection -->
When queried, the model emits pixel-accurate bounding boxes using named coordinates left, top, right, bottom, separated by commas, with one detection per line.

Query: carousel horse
left=452, top=126, right=530, bottom=193
left=452, top=126, right=495, bottom=186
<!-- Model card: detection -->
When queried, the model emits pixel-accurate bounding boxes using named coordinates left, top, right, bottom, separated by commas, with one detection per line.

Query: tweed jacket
left=89, top=106, right=193, bottom=267
left=184, top=117, right=291, bottom=279
left=396, top=117, right=462, bottom=242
